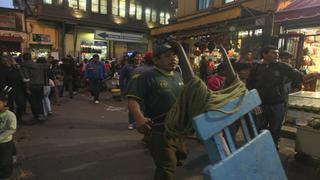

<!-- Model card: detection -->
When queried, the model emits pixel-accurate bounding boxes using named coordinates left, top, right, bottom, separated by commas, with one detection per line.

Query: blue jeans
left=89, top=78, right=101, bottom=101
left=261, top=103, right=285, bottom=146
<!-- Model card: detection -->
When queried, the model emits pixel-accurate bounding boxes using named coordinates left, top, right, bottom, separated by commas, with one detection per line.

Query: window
left=165, top=12, right=170, bottom=24
left=254, top=29, right=263, bottom=36
left=198, top=0, right=212, bottom=10
left=129, top=0, right=136, bottom=17
left=92, top=0, right=99, bottom=13
left=112, top=0, right=119, bottom=15
left=151, top=9, right=157, bottom=23
left=145, top=8, right=151, bottom=22
left=113, top=0, right=126, bottom=17
left=160, top=12, right=165, bottom=25
left=78, top=0, right=86, bottom=11
left=136, top=4, right=142, bottom=20
left=69, top=0, right=86, bottom=11
left=100, top=0, right=107, bottom=14
left=69, top=0, right=78, bottom=9
left=43, top=0, right=52, bottom=4
left=92, top=0, right=107, bottom=14
left=119, top=0, right=126, bottom=17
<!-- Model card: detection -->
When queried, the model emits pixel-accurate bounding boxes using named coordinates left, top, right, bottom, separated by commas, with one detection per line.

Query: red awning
left=275, top=0, right=320, bottom=22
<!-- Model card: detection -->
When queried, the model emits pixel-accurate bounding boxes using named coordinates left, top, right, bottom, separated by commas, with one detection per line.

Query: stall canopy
left=275, top=0, right=320, bottom=22
left=151, top=6, right=243, bottom=36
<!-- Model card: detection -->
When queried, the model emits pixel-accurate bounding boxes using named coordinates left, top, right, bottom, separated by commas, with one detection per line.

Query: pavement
left=11, top=91, right=320, bottom=180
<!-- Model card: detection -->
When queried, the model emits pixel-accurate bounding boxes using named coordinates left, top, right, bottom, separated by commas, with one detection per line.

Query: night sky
left=0, top=0, right=14, bottom=9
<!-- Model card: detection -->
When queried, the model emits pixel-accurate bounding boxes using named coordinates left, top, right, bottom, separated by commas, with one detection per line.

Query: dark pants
left=0, top=141, right=13, bottom=179
left=89, top=78, right=101, bottom=101
left=61, top=76, right=73, bottom=98
left=50, top=86, right=59, bottom=104
left=261, top=103, right=286, bottom=146
left=146, top=133, right=187, bottom=180
left=128, top=109, right=135, bottom=125
left=8, top=88, right=26, bottom=123
left=27, top=85, right=44, bottom=118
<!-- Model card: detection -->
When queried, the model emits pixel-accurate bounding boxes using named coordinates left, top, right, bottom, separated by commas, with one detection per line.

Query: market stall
left=286, top=91, right=320, bottom=159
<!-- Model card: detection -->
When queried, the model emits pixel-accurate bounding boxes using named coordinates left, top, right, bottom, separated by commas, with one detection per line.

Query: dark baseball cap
left=153, top=43, right=177, bottom=57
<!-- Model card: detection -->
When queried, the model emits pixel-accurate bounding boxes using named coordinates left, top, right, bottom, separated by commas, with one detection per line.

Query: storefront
left=275, top=0, right=320, bottom=91
left=80, top=40, right=108, bottom=60
left=0, top=8, right=27, bottom=56
left=29, top=34, right=53, bottom=58
left=275, top=2, right=320, bottom=158
left=26, top=19, right=59, bottom=59
left=65, top=30, right=147, bottom=60
left=176, top=25, right=264, bottom=68
left=0, top=31, right=27, bottom=56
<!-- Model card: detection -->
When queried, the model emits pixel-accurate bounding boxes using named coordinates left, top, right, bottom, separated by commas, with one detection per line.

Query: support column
left=60, top=22, right=66, bottom=58
left=73, top=25, right=78, bottom=57
left=107, top=0, right=112, bottom=14
left=262, top=11, right=274, bottom=46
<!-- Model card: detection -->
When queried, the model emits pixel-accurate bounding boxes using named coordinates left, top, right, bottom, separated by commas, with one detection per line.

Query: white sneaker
left=127, top=124, right=135, bottom=130
left=94, top=100, right=100, bottom=104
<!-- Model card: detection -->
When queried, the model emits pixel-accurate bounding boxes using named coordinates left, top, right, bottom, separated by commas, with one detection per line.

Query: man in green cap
left=127, top=43, right=187, bottom=180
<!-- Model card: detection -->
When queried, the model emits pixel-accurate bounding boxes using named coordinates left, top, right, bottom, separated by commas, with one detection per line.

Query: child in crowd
left=0, top=93, right=17, bottom=179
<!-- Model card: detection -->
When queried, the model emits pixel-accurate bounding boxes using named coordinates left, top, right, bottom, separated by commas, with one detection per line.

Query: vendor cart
left=287, top=91, right=320, bottom=160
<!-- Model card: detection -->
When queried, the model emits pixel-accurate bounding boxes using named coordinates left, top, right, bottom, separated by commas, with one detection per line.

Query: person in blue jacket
left=119, top=52, right=142, bottom=129
left=85, top=54, right=106, bottom=104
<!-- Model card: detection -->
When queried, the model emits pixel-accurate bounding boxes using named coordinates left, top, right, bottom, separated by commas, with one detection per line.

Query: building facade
left=9, top=0, right=171, bottom=60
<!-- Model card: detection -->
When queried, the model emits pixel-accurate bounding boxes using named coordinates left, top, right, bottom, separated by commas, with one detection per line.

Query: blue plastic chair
left=192, top=89, right=287, bottom=180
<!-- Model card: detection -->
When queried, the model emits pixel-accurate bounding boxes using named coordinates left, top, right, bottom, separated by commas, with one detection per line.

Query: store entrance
left=0, top=41, right=21, bottom=56
left=29, top=44, right=52, bottom=59
left=278, top=33, right=304, bottom=68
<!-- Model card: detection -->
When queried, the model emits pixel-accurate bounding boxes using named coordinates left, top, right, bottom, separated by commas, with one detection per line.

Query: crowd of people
left=0, top=50, right=154, bottom=179
left=1, top=43, right=320, bottom=179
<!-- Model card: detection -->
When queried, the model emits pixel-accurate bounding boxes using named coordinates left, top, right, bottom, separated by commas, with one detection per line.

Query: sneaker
left=94, top=100, right=100, bottom=104
left=128, top=124, right=135, bottom=130
left=89, top=97, right=94, bottom=101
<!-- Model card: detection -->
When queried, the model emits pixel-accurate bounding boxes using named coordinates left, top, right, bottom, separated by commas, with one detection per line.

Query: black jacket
left=247, top=61, right=303, bottom=105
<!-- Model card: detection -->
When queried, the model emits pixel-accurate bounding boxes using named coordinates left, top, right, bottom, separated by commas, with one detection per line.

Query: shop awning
left=275, top=0, right=320, bottom=22
left=150, top=7, right=242, bottom=36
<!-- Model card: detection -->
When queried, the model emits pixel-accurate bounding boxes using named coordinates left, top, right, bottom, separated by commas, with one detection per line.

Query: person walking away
left=49, top=58, right=62, bottom=105
left=0, top=56, right=26, bottom=125
left=120, top=52, right=143, bottom=130
left=79, top=59, right=88, bottom=88
left=247, top=45, right=303, bottom=147
left=60, top=56, right=75, bottom=98
left=36, top=57, right=52, bottom=117
left=207, top=62, right=226, bottom=91
left=127, top=43, right=187, bottom=180
left=85, top=54, right=106, bottom=104
left=21, top=53, right=49, bottom=122
left=199, top=55, right=208, bottom=83
left=0, top=93, right=17, bottom=180
left=72, top=58, right=81, bottom=94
